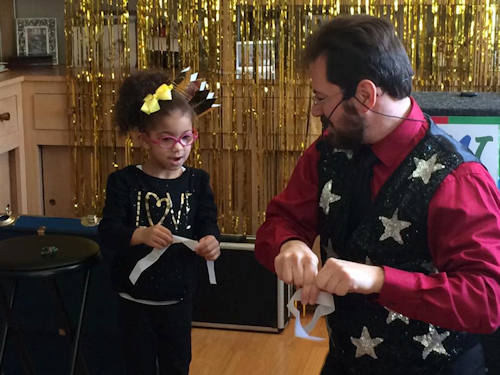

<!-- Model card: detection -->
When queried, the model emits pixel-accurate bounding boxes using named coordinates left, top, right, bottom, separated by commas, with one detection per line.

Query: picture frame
left=71, top=15, right=137, bottom=69
left=235, top=40, right=275, bottom=79
left=16, top=18, right=58, bottom=65
left=102, top=15, right=137, bottom=69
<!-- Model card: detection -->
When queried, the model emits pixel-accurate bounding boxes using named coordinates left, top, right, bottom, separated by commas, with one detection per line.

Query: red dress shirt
left=255, top=98, right=500, bottom=334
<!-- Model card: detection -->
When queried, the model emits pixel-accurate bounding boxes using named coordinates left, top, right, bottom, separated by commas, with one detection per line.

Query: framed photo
left=71, top=15, right=137, bottom=69
left=16, top=18, right=58, bottom=65
left=236, top=40, right=275, bottom=79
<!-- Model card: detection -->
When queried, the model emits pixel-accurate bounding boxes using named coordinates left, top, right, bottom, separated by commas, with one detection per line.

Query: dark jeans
left=118, top=297, right=192, bottom=375
left=321, top=341, right=487, bottom=375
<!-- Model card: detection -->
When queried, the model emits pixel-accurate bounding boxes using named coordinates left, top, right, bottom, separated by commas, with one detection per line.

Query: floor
left=191, top=313, right=329, bottom=375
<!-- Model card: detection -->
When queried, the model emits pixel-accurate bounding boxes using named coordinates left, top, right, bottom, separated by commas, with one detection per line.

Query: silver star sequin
left=323, top=238, right=339, bottom=259
left=413, top=325, right=450, bottom=360
left=333, top=148, right=354, bottom=160
left=350, top=326, right=384, bottom=359
left=379, top=209, right=412, bottom=245
left=365, top=256, right=373, bottom=265
left=421, top=261, right=439, bottom=275
left=319, top=180, right=341, bottom=215
left=385, top=307, right=410, bottom=325
left=409, top=154, right=445, bottom=184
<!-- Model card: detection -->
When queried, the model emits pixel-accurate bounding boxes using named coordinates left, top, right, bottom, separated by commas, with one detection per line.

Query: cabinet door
left=0, top=152, right=10, bottom=212
left=41, top=146, right=74, bottom=217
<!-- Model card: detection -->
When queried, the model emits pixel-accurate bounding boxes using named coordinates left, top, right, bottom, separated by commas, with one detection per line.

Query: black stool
left=0, top=235, right=100, bottom=375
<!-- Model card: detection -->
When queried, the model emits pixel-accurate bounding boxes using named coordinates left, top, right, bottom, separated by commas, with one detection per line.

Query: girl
left=98, top=70, right=221, bottom=375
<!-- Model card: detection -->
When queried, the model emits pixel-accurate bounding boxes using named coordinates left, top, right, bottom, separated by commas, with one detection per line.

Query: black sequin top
left=99, top=165, right=220, bottom=302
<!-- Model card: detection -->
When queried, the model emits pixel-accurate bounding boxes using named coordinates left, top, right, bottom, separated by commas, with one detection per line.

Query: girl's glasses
left=149, top=130, right=199, bottom=149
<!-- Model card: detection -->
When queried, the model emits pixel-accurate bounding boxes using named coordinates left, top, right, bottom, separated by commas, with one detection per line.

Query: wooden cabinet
left=0, top=77, right=25, bottom=214
left=0, top=68, right=66, bottom=216
left=0, top=70, right=137, bottom=218
left=0, top=95, right=19, bottom=139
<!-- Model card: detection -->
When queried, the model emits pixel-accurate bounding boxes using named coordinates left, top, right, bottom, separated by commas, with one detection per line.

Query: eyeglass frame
left=311, top=88, right=346, bottom=106
left=148, top=129, right=199, bottom=149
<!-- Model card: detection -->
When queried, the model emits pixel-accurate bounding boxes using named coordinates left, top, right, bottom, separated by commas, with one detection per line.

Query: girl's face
left=140, top=110, right=195, bottom=178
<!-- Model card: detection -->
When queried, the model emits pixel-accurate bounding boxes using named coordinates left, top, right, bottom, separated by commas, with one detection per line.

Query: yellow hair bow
left=140, top=83, right=174, bottom=115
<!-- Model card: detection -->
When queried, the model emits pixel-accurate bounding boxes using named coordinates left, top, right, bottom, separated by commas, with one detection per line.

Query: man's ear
left=354, top=79, right=378, bottom=112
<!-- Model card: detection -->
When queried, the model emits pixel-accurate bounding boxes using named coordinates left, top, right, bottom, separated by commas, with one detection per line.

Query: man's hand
left=275, top=240, right=320, bottom=305
left=131, top=225, right=173, bottom=248
left=195, top=235, right=220, bottom=261
left=315, top=258, right=385, bottom=296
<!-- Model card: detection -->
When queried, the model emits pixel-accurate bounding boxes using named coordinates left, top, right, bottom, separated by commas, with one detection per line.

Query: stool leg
left=69, top=269, right=91, bottom=375
left=0, top=282, right=15, bottom=364
left=0, top=282, right=36, bottom=375
left=50, top=280, right=89, bottom=375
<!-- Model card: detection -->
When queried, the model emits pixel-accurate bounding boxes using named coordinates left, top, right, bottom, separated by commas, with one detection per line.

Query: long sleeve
left=378, top=162, right=500, bottom=334
left=255, top=142, right=321, bottom=272
left=194, top=171, right=220, bottom=242
left=98, top=171, right=137, bottom=252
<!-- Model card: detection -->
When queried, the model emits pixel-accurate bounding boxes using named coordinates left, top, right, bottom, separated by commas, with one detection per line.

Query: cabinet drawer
left=0, top=95, right=19, bottom=138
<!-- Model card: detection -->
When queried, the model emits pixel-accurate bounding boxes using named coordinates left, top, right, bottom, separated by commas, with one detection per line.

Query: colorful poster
left=434, top=117, right=500, bottom=188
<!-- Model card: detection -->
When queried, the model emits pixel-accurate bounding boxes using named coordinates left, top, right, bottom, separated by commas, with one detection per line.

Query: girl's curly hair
left=115, top=70, right=195, bottom=134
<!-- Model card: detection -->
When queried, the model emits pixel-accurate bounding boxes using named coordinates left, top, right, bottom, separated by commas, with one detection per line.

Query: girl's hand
left=131, top=224, right=173, bottom=249
left=195, top=235, right=220, bottom=261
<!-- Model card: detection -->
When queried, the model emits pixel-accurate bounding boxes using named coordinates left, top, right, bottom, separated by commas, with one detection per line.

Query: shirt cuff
left=377, top=266, right=419, bottom=310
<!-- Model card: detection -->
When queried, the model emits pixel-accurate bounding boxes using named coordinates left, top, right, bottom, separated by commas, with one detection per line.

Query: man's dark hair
left=305, top=14, right=414, bottom=99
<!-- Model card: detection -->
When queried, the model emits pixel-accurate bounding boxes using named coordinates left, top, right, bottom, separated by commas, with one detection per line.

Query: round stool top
left=0, top=235, right=100, bottom=278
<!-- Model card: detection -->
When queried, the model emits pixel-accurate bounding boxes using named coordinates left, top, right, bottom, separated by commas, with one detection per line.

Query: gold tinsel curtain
left=66, top=0, right=500, bottom=234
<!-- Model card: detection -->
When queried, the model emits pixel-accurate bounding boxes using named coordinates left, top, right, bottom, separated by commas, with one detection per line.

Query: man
left=255, top=14, right=500, bottom=375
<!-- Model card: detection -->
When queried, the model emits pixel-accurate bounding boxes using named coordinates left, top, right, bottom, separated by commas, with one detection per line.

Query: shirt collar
left=371, top=97, right=428, bottom=168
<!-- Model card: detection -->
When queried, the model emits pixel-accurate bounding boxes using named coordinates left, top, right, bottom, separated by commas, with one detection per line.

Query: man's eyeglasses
left=149, top=129, right=199, bottom=149
left=311, top=89, right=346, bottom=106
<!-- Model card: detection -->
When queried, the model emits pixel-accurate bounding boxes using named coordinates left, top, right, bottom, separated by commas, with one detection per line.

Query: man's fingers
left=303, top=261, right=317, bottom=285
left=335, top=279, right=350, bottom=296
left=292, top=260, right=304, bottom=287
left=280, top=260, right=293, bottom=284
left=315, top=267, right=330, bottom=291
left=301, top=283, right=311, bottom=304
left=326, top=275, right=342, bottom=295
left=307, top=283, right=320, bottom=305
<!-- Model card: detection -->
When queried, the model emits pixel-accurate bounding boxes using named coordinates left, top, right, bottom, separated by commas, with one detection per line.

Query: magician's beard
left=321, top=100, right=367, bottom=150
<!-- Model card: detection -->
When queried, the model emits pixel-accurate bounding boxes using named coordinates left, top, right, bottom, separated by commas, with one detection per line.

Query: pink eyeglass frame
left=148, top=129, right=199, bottom=149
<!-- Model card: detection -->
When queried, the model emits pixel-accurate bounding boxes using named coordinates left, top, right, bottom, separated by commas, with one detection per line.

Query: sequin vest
left=317, top=117, right=482, bottom=374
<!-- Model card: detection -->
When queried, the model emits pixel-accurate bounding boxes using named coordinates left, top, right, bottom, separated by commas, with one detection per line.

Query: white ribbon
left=287, top=289, right=335, bottom=341
left=129, top=235, right=217, bottom=285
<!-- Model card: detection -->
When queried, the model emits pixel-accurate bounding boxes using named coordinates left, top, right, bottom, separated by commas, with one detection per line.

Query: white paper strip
left=206, top=260, right=216, bottom=284
left=129, top=235, right=217, bottom=285
left=286, top=289, right=335, bottom=341
left=129, top=246, right=169, bottom=285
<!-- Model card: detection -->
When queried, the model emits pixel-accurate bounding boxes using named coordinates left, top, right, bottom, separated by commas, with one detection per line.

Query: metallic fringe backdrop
left=66, top=0, right=500, bottom=234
